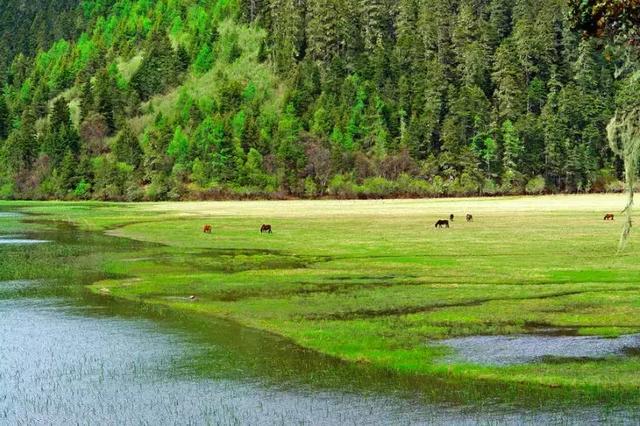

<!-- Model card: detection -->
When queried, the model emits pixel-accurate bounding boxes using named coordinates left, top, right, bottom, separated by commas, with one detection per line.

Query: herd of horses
left=434, top=213, right=473, bottom=229
left=202, top=223, right=273, bottom=234
left=201, top=212, right=616, bottom=234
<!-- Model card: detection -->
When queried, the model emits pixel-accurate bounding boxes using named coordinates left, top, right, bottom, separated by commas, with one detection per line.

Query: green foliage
left=113, top=123, right=143, bottom=167
left=525, top=175, right=547, bottom=195
left=193, top=44, right=215, bottom=75
left=0, top=0, right=630, bottom=200
left=131, top=30, right=181, bottom=100
left=501, top=120, right=523, bottom=173
left=166, top=125, right=189, bottom=163
left=569, top=0, right=640, bottom=249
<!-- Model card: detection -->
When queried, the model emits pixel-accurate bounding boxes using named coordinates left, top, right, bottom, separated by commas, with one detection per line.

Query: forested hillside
left=0, top=0, right=625, bottom=200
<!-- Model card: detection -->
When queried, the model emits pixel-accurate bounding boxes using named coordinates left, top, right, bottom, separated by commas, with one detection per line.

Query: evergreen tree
left=501, top=119, right=523, bottom=173
left=269, top=0, right=305, bottom=72
left=50, top=98, right=71, bottom=132
left=8, top=107, right=39, bottom=170
left=0, top=95, right=10, bottom=140
left=130, top=30, right=179, bottom=100
left=276, top=103, right=305, bottom=191
left=79, top=79, right=93, bottom=121
left=113, top=124, right=143, bottom=168
left=94, top=68, right=116, bottom=134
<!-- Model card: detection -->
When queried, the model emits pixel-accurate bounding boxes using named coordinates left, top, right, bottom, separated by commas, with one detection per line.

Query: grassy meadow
left=5, top=194, right=640, bottom=397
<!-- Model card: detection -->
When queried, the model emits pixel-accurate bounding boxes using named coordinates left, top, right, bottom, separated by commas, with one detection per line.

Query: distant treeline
left=0, top=0, right=629, bottom=200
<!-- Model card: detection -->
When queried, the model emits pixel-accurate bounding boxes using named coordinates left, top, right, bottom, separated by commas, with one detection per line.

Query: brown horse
left=203, top=225, right=212, bottom=234
left=604, top=214, right=615, bottom=221
left=435, top=219, right=450, bottom=228
left=260, top=224, right=273, bottom=234
left=466, top=213, right=473, bottom=222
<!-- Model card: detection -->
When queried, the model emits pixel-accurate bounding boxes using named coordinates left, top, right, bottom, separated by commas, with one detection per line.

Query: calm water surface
left=1, top=213, right=638, bottom=425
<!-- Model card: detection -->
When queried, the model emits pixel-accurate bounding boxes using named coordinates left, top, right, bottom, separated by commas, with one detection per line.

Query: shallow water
left=0, top=237, right=50, bottom=244
left=440, top=334, right=640, bottom=366
left=3, top=293, right=638, bottom=425
left=1, top=211, right=640, bottom=424
left=1, top=297, right=471, bottom=424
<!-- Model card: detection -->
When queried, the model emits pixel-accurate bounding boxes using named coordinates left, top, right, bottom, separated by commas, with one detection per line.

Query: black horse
left=435, top=219, right=450, bottom=228
left=466, top=214, right=473, bottom=222
left=260, top=224, right=273, bottom=233
left=449, top=214, right=455, bottom=222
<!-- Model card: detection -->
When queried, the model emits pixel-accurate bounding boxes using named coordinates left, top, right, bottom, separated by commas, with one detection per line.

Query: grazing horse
left=435, top=219, right=450, bottom=228
left=260, top=224, right=273, bottom=234
left=604, top=214, right=615, bottom=221
left=449, top=214, right=455, bottom=222
left=466, top=214, right=473, bottom=222
left=203, top=224, right=212, bottom=234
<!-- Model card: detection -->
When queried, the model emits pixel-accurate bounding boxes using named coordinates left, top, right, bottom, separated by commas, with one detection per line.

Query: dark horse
left=260, top=224, right=273, bottom=234
left=466, top=214, right=473, bottom=222
left=203, top=225, right=212, bottom=234
left=435, top=219, right=450, bottom=228
left=449, top=214, right=455, bottom=222
left=604, top=214, right=615, bottom=221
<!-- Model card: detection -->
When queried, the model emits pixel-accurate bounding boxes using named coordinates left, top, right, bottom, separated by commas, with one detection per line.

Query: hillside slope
left=0, top=0, right=626, bottom=200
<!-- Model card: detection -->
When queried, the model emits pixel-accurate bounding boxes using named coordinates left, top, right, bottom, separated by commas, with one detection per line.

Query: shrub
left=304, top=177, right=318, bottom=198
left=72, top=180, right=91, bottom=199
left=500, top=169, right=524, bottom=194
left=605, top=180, right=625, bottom=193
left=396, top=174, right=430, bottom=197
left=591, top=168, right=617, bottom=193
left=525, top=175, right=546, bottom=195
left=361, top=177, right=397, bottom=198
left=450, top=173, right=480, bottom=197
left=430, top=175, right=447, bottom=197
left=0, top=182, right=15, bottom=199
left=145, top=174, right=169, bottom=201
left=482, top=179, right=498, bottom=195
left=125, top=184, right=145, bottom=201
left=327, top=174, right=358, bottom=199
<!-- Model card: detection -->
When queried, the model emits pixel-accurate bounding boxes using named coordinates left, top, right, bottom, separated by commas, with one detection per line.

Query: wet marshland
left=1, top=211, right=639, bottom=424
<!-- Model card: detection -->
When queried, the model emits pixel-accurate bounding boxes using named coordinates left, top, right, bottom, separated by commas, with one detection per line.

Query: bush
left=482, top=179, right=498, bottom=195
left=396, top=174, right=430, bottom=197
left=430, top=175, right=447, bottom=197
left=327, top=174, right=358, bottom=199
left=525, top=175, right=546, bottom=195
left=592, top=168, right=617, bottom=193
left=304, top=177, right=318, bottom=198
left=361, top=177, right=397, bottom=198
left=450, top=173, right=480, bottom=197
left=145, top=174, right=170, bottom=201
left=0, top=182, right=15, bottom=199
left=500, top=169, right=524, bottom=194
left=605, top=180, right=625, bottom=193
left=72, top=180, right=91, bottom=199
left=125, top=184, right=145, bottom=201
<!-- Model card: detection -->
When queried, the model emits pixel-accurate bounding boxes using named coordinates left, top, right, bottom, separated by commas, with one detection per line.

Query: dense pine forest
left=0, top=0, right=629, bottom=200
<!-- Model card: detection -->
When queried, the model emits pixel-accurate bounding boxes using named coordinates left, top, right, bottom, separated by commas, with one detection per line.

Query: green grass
left=5, top=194, right=640, bottom=396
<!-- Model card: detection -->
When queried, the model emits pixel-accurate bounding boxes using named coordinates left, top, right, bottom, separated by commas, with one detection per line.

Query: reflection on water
left=1, top=210, right=639, bottom=424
